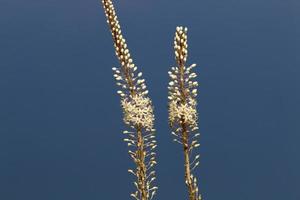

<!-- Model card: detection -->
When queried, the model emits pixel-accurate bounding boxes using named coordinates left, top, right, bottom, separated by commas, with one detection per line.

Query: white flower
left=121, top=94, right=154, bottom=131
left=169, top=100, right=197, bottom=127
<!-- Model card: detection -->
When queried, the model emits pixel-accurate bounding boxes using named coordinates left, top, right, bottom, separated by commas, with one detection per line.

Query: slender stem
left=181, top=121, right=197, bottom=200
left=136, top=126, right=148, bottom=200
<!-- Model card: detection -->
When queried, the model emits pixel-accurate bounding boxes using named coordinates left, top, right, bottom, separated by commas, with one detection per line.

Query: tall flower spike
left=168, top=26, right=202, bottom=200
left=101, top=0, right=157, bottom=200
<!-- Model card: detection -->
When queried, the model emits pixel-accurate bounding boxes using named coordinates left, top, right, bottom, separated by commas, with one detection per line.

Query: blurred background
left=0, top=0, right=299, bottom=199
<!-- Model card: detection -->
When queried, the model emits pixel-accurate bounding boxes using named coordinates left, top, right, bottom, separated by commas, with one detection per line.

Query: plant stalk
left=182, top=121, right=197, bottom=200
left=136, top=126, right=148, bottom=200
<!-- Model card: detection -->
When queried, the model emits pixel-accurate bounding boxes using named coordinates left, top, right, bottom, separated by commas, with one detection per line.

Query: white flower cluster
left=174, top=26, right=188, bottom=66
left=103, top=0, right=144, bottom=96
left=104, top=0, right=152, bottom=127
left=167, top=63, right=198, bottom=102
left=168, top=26, right=199, bottom=128
left=121, top=95, right=154, bottom=131
left=169, top=99, right=197, bottom=127
left=113, top=67, right=149, bottom=98
left=102, top=0, right=132, bottom=66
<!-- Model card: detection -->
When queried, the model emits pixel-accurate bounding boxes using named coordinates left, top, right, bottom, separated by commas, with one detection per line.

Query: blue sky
left=0, top=0, right=299, bottom=199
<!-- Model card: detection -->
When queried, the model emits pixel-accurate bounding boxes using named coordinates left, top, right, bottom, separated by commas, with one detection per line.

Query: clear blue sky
left=0, top=0, right=299, bottom=199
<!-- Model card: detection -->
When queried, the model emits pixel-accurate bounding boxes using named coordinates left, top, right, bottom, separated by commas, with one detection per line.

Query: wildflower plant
left=101, top=0, right=158, bottom=200
left=168, top=26, right=202, bottom=200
